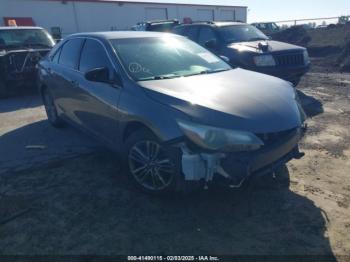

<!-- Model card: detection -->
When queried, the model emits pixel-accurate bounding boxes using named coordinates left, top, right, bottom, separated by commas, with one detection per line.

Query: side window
left=198, top=27, right=217, bottom=46
left=184, top=26, right=199, bottom=41
left=258, top=23, right=267, bottom=30
left=79, top=39, right=113, bottom=73
left=59, top=39, right=83, bottom=69
left=51, top=47, right=61, bottom=64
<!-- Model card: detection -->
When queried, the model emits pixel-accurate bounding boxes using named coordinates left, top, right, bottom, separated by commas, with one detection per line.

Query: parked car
left=252, top=22, right=280, bottom=35
left=38, top=32, right=306, bottom=194
left=131, top=20, right=180, bottom=32
left=172, top=22, right=310, bottom=86
left=0, top=26, right=55, bottom=97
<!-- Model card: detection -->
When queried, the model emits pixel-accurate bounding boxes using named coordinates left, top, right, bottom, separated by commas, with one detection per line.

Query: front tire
left=123, top=129, right=190, bottom=195
left=41, top=87, right=64, bottom=128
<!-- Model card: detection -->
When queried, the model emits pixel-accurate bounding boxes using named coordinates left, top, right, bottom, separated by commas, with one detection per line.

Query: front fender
left=117, top=87, right=189, bottom=144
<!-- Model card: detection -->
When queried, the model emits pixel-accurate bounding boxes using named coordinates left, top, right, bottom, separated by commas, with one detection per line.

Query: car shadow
left=145, top=169, right=337, bottom=258
left=0, top=94, right=43, bottom=113
left=0, top=151, right=337, bottom=259
left=297, top=90, right=324, bottom=118
left=0, top=119, right=101, bottom=174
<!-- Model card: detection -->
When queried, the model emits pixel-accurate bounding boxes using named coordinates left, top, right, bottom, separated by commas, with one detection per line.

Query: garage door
left=145, top=8, right=168, bottom=20
left=220, top=10, right=236, bottom=21
left=197, top=9, right=214, bottom=21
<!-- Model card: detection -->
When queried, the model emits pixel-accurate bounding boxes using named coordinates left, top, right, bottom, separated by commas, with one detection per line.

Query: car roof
left=69, top=31, right=179, bottom=40
left=252, top=22, right=275, bottom=24
left=0, top=26, right=44, bottom=30
left=176, top=21, right=246, bottom=28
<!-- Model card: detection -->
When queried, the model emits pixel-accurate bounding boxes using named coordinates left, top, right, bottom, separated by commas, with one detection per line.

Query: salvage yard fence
left=272, top=15, right=350, bottom=28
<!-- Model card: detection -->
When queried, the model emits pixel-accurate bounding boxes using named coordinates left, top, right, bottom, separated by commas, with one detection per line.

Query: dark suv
left=172, top=22, right=310, bottom=86
left=131, top=20, right=180, bottom=32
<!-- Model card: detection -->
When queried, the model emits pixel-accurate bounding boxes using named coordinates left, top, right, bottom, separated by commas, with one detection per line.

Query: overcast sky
left=127, top=0, right=349, bottom=22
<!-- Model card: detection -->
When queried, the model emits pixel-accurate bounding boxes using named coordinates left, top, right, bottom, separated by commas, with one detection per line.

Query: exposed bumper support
left=180, top=127, right=305, bottom=188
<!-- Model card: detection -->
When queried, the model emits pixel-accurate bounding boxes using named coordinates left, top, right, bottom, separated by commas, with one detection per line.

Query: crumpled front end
left=177, top=126, right=306, bottom=188
left=0, top=49, right=50, bottom=84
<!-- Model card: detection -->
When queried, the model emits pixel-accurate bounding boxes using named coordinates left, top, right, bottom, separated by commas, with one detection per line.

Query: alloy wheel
left=128, top=140, right=175, bottom=191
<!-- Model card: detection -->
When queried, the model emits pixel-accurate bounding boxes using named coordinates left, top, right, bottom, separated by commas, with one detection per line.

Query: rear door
left=74, top=38, right=122, bottom=147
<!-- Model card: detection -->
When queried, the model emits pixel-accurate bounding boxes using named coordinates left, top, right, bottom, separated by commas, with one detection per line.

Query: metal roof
left=43, top=0, right=247, bottom=8
left=0, top=26, right=44, bottom=30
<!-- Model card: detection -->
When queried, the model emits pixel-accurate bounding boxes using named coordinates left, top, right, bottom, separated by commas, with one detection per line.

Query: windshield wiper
left=185, top=68, right=230, bottom=77
left=247, top=37, right=268, bottom=42
left=139, top=74, right=181, bottom=81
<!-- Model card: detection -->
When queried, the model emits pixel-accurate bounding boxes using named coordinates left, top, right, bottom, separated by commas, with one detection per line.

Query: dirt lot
left=0, top=63, right=349, bottom=259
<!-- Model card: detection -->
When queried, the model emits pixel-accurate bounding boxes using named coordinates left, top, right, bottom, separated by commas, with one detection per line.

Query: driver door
left=73, top=38, right=122, bottom=148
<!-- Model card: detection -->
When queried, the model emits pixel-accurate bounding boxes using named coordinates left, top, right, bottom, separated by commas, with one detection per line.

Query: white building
left=0, top=0, right=247, bottom=36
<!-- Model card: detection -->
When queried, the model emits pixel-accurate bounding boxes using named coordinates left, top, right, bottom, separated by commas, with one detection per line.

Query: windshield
left=110, top=36, right=231, bottom=81
left=218, top=25, right=269, bottom=44
left=0, top=29, right=55, bottom=49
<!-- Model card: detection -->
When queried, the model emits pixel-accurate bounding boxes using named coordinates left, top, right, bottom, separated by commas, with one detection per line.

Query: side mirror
left=205, top=39, right=217, bottom=49
left=85, top=67, right=123, bottom=87
left=85, top=67, right=111, bottom=83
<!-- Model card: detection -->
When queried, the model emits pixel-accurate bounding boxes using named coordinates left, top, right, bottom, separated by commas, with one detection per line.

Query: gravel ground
left=0, top=95, right=101, bottom=175
left=0, top=65, right=349, bottom=259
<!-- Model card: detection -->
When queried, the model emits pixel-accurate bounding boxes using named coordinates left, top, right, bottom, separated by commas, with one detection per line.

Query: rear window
left=58, top=39, right=83, bottom=69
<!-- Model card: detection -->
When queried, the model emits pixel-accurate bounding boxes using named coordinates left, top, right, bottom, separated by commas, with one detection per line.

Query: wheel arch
left=122, top=121, right=159, bottom=143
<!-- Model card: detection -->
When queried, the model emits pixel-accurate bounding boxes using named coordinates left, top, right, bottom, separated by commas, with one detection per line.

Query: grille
left=274, top=53, right=304, bottom=66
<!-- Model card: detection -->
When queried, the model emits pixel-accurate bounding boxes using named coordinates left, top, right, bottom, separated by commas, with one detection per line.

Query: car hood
left=0, top=48, right=51, bottom=57
left=138, top=68, right=302, bottom=133
left=228, top=40, right=305, bottom=54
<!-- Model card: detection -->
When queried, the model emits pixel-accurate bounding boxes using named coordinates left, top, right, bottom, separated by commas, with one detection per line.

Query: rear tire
left=41, top=87, right=65, bottom=128
left=123, top=129, right=199, bottom=195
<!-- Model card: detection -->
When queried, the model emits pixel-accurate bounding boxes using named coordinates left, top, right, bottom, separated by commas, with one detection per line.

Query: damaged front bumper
left=0, top=49, right=50, bottom=84
left=179, top=126, right=306, bottom=188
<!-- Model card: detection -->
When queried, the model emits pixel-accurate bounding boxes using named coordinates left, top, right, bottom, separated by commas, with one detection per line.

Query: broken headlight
left=177, top=119, right=264, bottom=152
